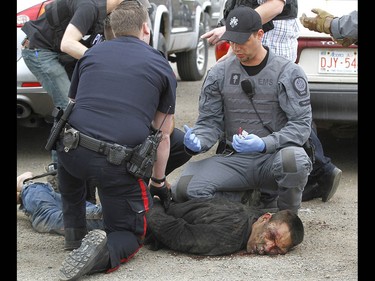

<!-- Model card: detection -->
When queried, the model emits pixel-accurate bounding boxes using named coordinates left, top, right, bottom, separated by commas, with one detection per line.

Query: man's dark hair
left=270, top=209, right=304, bottom=248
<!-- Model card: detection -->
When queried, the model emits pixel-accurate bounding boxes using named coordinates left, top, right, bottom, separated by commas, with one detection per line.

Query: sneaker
left=59, top=229, right=107, bottom=281
left=320, top=167, right=342, bottom=202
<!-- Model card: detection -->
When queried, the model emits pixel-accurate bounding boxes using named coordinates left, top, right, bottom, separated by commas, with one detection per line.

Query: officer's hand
left=232, top=134, right=265, bottom=153
left=299, top=8, right=334, bottom=34
left=183, top=125, right=202, bottom=152
left=149, top=183, right=171, bottom=211
left=333, top=37, right=357, bottom=47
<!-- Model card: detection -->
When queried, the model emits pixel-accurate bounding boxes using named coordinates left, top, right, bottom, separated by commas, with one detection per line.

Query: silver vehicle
left=17, top=0, right=54, bottom=127
left=17, top=0, right=209, bottom=127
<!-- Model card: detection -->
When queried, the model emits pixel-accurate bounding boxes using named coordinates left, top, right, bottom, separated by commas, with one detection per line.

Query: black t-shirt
left=21, top=0, right=105, bottom=51
left=68, top=36, right=177, bottom=147
left=146, top=198, right=263, bottom=256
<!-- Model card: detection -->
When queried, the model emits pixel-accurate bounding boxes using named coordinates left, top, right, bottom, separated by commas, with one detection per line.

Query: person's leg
left=60, top=159, right=149, bottom=279
left=302, top=128, right=342, bottom=202
left=22, top=48, right=71, bottom=163
left=57, top=145, right=89, bottom=250
left=19, top=181, right=65, bottom=235
left=165, top=127, right=192, bottom=175
left=171, top=154, right=266, bottom=203
left=271, top=146, right=313, bottom=214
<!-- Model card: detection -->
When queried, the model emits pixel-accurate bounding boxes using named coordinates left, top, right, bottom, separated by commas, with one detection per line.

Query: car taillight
left=215, top=41, right=230, bottom=61
left=17, top=0, right=53, bottom=27
left=22, top=82, right=43, bottom=87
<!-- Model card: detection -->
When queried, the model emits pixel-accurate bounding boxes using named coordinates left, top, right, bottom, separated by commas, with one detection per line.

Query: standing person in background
left=57, top=1, right=176, bottom=280
left=299, top=9, right=358, bottom=47
left=201, top=0, right=342, bottom=204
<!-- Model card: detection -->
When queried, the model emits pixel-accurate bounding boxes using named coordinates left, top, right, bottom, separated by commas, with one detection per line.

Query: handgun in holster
left=45, top=100, right=75, bottom=151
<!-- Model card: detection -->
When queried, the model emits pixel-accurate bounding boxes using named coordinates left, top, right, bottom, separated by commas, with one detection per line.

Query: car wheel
left=176, top=23, right=208, bottom=81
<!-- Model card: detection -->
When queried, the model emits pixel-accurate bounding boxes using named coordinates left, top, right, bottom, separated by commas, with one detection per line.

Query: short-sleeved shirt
left=68, top=36, right=177, bottom=147
left=21, top=0, right=105, bottom=51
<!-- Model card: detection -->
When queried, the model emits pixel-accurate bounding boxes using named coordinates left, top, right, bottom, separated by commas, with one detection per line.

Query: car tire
left=176, top=23, right=208, bottom=81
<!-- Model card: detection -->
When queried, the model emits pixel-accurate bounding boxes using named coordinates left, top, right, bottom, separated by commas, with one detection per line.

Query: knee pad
left=274, top=147, right=312, bottom=189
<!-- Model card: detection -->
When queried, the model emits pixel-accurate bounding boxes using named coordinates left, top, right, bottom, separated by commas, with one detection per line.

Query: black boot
left=59, top=229, right=110, bottom=281
left=64, top=227, right=88, bottom=251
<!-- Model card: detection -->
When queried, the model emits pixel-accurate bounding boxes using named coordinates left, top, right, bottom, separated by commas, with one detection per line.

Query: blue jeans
left=22, top=48, right=71, bottom=162
left=21, top=48, right=70, bottom=109
left=20, top=182, right=103, bottom=235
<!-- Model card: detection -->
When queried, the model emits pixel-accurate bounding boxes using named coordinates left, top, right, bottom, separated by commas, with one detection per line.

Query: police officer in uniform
left=57, top=2, right=176, bottom=280
left=22, top=0, right=191, bottom=194
left=173, top=6, right=313, bottom=214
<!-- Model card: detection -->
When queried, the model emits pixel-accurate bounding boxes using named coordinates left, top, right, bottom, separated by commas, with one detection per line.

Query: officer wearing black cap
left=174, top=5, right=313, bottom=214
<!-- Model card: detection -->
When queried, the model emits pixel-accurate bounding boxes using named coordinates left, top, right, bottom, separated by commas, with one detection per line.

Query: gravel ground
left=17, top=47, right=358, bottom=281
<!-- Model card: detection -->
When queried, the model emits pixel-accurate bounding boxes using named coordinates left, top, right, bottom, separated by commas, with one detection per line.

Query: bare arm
left=201, top=0, right=285, bottom=46
left=150, top=111, right=174, bottom=181
left=60, top=23, right=89, bottom=59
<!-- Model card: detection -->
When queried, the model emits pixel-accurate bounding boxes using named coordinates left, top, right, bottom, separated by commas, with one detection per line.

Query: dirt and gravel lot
left=17, top=47, right=358, bottom=281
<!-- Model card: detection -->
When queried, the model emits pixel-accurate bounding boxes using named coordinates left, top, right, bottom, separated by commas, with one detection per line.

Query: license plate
left=318, top=49, right=358, bottom=74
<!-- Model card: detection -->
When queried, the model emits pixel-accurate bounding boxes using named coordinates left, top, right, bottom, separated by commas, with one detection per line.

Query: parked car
left=17, top=0, right=209, bottom=127
left=214, top=0, right=358, bottom=138
left=17, top=0, right=54, bottom=127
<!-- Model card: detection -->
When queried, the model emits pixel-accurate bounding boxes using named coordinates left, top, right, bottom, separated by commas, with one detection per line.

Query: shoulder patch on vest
left=293, top=76, right=308, bottom=96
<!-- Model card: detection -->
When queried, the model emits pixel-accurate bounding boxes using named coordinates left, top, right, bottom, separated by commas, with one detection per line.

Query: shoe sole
left=322, top=168, right=342, bottom=202
left=59, top=229, right=107, bottom=281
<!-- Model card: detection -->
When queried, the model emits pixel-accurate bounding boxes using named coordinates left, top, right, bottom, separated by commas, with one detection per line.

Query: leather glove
left=183, top=125, right=201, bottom=152
left=232, top=134, right=265, bottom=153
left=299, top=8, right=334, bottom=34
left=150, top=183, right=171, bottom=211
left=333, top=37, right=357, bottom=47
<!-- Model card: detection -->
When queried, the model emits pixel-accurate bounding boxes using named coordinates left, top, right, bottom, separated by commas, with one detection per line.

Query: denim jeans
left=21, top=48, right=70, bottom=110
left=22, top=48, right=71, bottom=162
left=19, top=182, right=103, bottom=235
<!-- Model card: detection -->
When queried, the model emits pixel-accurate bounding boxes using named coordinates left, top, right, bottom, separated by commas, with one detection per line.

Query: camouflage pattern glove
left=149, top=183, right=171, bottom=211
left=299, top=8, right=334, bottom=34
left=333, top=37, right=357, bottom=47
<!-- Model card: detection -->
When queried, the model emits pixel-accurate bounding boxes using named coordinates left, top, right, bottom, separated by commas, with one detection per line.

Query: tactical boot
left=302, top=182, right=320, bottom=202
left=59, top=229, right=109, bottom=281
left=64, top=227, right=88, bottom=251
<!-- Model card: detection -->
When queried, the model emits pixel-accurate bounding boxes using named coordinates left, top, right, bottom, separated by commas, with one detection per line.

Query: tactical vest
left=221, top=52, right=290, bottom=140
left=45, top=0, right=107, bottom=51
left=222, top=0, right=298, bottom=31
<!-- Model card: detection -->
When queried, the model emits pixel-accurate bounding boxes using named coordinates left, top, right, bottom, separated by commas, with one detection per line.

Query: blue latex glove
left=183, top=125, right=201, bottom=152
left=232, top=133, right=265, bottom=153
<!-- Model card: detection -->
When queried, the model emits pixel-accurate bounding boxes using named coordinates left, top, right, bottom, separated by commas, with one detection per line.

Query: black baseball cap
left=220, top=6, right=262, bottom=44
